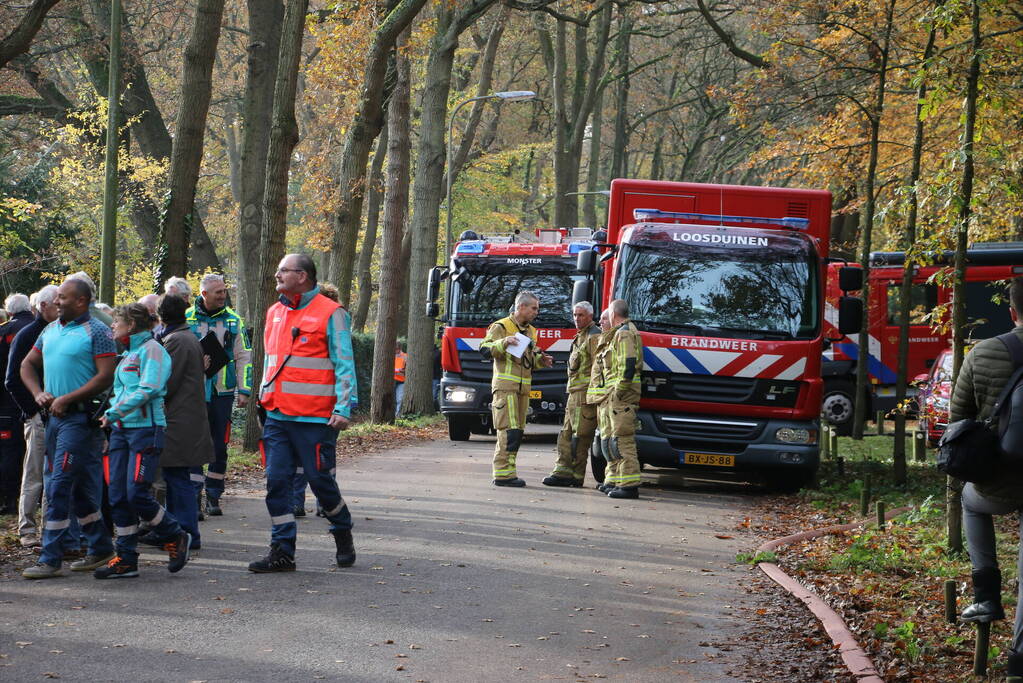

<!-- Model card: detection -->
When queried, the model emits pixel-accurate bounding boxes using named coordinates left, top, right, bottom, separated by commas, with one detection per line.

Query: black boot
left=247, top=544, right=296, bottom=573
left=961, top=567, right=1005, bottom=623
left=333, top=529, right=356, bottom=568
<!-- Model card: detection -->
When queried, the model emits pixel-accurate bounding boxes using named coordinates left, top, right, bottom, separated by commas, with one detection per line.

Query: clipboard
left=200, top=331, right=230, bottom=379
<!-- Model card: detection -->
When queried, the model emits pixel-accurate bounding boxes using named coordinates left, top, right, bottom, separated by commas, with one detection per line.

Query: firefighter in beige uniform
left=543, top=301, right=601, bottom=487
left=600, top=299, right=643, bottom=499
left=479, top=292, right=553, bottom=487
left=587, top=308, right=614, bottom=490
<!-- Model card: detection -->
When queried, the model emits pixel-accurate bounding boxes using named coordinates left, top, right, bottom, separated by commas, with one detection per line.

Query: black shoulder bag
left=937, top=333, right=1023, bottom=482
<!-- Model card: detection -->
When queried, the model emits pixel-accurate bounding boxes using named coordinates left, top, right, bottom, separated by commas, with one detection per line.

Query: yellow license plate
left=683, top=452, right=735, bottom=467
left=529, top=390, right=542, bottom=399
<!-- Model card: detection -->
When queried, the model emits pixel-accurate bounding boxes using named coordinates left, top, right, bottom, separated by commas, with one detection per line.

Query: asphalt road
left=1, top=426, right=755, bottom=682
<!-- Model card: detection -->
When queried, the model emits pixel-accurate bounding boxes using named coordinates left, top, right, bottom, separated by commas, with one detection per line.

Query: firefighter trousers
left=491, top=388, right=530, bottom=480
left=605, top=391, right=641, bottom=489
left=551, top=392, right=596, bottom=482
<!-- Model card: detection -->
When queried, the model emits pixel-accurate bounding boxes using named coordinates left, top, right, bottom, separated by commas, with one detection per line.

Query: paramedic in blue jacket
left=95, top=303, right=191, bottom=578
left=186, top=273, right=252, bottom=517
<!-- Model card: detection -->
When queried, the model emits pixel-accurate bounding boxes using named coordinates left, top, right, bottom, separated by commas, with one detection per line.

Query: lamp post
left=445, top=90, right=536, bottom=261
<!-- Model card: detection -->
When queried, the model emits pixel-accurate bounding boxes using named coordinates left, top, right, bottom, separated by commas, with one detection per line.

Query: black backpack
left=995, top=332, right=1023, bottom=461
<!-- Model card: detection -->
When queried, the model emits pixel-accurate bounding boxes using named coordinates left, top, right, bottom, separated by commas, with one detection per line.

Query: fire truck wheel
left=821, top=379, right=855, bottom=437
left=448, top=416, right=472, bottom=441
left=590, top=451, right=606, bottom=484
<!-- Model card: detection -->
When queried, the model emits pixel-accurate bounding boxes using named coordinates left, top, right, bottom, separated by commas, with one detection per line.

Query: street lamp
left=445, top=90, right=537, bottom=261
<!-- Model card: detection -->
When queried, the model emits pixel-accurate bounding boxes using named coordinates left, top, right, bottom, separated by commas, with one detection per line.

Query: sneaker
left=164, top=532, right=192, bottom=573
left=607, top=486, right=639, bottom=499
left=493, top=477, right=526, bottom=487
left=94, top=556, right=139, bottom=579
left=248, top=544, right=296, bottom=573
left=332, top=529, right=356, bottom=568
left=20, top=534, right=41, bottom=548
left=70, top=551, right=116, bottom=572
left=205, top=498, right=223, bottom=517
left=293, top=506, right=307, bottom=518
left=23, top=562, right=64, bottom=579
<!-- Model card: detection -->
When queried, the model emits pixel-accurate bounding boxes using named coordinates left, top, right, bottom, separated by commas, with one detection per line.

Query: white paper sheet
left=506, top=332, right=532, bottom=358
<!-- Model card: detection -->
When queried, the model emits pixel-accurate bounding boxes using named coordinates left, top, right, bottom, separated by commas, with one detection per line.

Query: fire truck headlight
left=775, top=427, right=815, bottom=444
left=445, top=386, right=476, bottom=403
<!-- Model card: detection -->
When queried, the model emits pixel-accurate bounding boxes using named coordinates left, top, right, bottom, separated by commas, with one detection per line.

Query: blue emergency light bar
left=633, top=208, right=809, bottom=230
left=568, top=242, right=594, bottom=254
left=456, top=241, right=485, bottom=254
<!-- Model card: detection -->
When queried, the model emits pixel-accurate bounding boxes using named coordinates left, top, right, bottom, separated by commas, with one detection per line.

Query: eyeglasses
left=276, top=268, right=305, bottom=274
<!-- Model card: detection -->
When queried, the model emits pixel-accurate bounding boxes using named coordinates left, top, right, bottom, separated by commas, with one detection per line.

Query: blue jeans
left=39, top=413, right=113, bottom=567
left=395, top=381, right=405, bottom=417
left=164, top=466, right=200, bottom=548
left=107, top=426, right=182, bottom=563
left=262, top=417, right=352, bottom=557
left=204, top=394, right=234, bottom=501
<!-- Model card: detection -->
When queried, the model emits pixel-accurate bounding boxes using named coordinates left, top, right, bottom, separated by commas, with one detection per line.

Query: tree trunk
left=850, top=0, right=895, bottom=440
left=893, top=18, right=937, bottom=487
left=242, top=0, right=308, bottom=451
left=609, top=7, right=632, bottom=180
left=582, top=83, right=604, bottom=228
left=0, top=0, right=61, bottom=69
left=353, top=124, right=388, bottom=333
left=156, top=0, right=227, bottom=281
left=402, top=0, right=498, bottom=416
left=948, top=0, right=982, bottom=554
left=326, top=0, right=428, bottom=307
left=371, top=29, right=411, bottom=424
left=236, top=0, right=283, bottom=323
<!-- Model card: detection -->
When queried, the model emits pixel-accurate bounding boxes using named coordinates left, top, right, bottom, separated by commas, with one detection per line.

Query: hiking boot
left=70, top=551, right=116, bottom=572
left=542, top=476, right=576, bottom=487
left=962, top=567, right=1004, bottom=623
left=493, top=477, right=526, bottom=487
left=596, top=482, right=612, bottom=493
left=607, top=486, right=639, bottom=499
left=248, top=544, right=296, bottom=573
left=333, top=529, right=356, bottom=568
left=22, top=562, right=63, bottom=580
left=163, top=532, right=192, bottom=573
left=205, top=497, right=223, bottom=517
left=94, top=556, right=139, bottom=580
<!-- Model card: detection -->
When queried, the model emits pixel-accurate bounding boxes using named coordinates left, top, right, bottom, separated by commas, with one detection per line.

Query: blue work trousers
left=39, top=413, right=113, bottom=567
left=163, top=466, right=200, bottom=549
left=262, top=417, right=351, bottom=557
left=204, top=394, right=234, bottom=500
left=108, top=426, right=181, bottom=563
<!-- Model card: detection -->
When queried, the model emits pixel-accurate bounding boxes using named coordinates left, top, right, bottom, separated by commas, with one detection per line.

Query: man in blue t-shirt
left=19, top=278, right=116, bottom=579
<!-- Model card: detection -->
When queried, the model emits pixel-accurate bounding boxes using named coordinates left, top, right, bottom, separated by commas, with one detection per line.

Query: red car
left=915, top=348, right=953, bottom=447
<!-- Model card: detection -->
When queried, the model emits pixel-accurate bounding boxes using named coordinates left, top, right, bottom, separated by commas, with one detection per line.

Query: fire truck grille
left=657, top=416, right=765, bottom=453
left=457, top=350, right=571, bottom=388
left=670, top=374, right=757, bottom=402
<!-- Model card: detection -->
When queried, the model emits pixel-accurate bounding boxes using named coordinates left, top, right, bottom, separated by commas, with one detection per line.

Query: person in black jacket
left=1, top=293, right=35, bottom=514
left=4, top=286, right=60, bottom=545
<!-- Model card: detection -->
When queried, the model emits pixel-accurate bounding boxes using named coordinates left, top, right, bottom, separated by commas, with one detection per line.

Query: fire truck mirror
left=576, top=248, right=597, bottom=275
left=838, top=266, right=863, bottom=292
left=425, top=302, right=440, bottom=318
left=572, top=279, right=594, bottom=307
left=838, top=296, right=863, bottom=335
left=427, top=266, right=447, bottom=303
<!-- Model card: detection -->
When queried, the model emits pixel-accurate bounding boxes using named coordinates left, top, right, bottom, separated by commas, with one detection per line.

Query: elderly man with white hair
left=164, top=276, right=192, bottom=301
left=1, top=292, right=35, bottom=514
left=4, top=286, right=60, bottom=545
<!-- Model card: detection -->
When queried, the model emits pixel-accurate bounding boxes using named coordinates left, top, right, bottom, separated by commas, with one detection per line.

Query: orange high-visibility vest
left=394, top=350, right=407, bottom=383
left=260, top=293, right=339, bottom=418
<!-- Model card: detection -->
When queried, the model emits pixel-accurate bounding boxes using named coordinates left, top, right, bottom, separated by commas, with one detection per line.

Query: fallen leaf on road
left=614, top=657, right=630, bottom=662
left=409, top=644, right=421, bottom=650
left=43, top=673, right=59, bottom=679
left=582, top=629, right=596, bottom=633
left=15, top=642, right=31, bottom=648
left=508, top=643, right=521, bottom=647
left=220, top=608, right=234, bottom=615
left=714, top=534, right=734, bottom=539
left=165, top=649, right=177, bottom=654
left=48, top=650, right=63, bottom=655
left=395, top=665, right=405, bottom=671
left=385, top=640, right=394, bottom=644
left=396, top=654, right=407, bottom=658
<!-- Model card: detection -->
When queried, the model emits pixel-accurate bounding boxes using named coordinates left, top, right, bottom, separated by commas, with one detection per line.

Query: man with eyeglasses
left=249, top=254, right=358, bottom=573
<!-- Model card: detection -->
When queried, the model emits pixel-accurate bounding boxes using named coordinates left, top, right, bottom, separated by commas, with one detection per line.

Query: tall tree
left=156, top=0, right=228, bottom=280
left=0, top=0, right=61, bottom=68
left=371, top=28, right=411, bottom=423
left=242, top=0, right=309, bottom=450
left=236, top=0, right=284, bottom=322
left=326, top=0, right=429, bottom=307
left=352, top=124, right=388, bottom=333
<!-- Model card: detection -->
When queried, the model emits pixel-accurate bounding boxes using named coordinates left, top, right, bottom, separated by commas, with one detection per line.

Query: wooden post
left=876, top=501, right=886, bottom=528
left=913, top=430, right=927, bottom=462
left=821, top=427, right=830, bottom=459
left=974, top=622, right=990, bottom=676
left=860, top=479, right=870, bottom=517
left=830, top=429, right=839, bottom=458
left=837, top=457, right=845, bottom=477
left=876, top=411, right=885, bottom=435
left=944, top=580, right=957, bottom=623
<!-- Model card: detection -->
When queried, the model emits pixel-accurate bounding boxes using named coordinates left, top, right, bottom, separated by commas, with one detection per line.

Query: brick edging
left=754, top=505, right=913, bottom=682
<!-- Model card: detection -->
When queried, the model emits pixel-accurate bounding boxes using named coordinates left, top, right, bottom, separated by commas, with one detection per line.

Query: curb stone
left=754, top=505, right=913, bottom=682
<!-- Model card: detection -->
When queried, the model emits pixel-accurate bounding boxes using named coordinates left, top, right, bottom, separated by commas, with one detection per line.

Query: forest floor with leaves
left=735, top=430, right=1019, bottom=682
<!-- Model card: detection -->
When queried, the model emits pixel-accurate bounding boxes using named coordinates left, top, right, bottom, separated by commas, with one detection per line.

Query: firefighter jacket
left=105, top=330, right=171, bottom=428
left=567, top=322, right=602, bottom=394
left=606, top=321, right=643, bottom=398
left=585, top=329, right=616, bottom=405
left=479, top=316, right=545, bottom=392
left=186, top=299, right=252, bottom=401
left=260, top=286, right=357, bottom=422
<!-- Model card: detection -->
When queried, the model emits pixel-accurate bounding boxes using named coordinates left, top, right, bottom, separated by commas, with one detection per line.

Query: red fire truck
left=821, top=244, right=1023, bottom=435
left=426, top=229, right=596, bottom=440
left=576, top=178, right=860, bottom=490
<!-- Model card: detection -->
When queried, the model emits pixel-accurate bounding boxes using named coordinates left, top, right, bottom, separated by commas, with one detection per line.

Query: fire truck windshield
left=613, top=230, right=819, bottom=340
left=448, top=258, right=582, bottom=328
